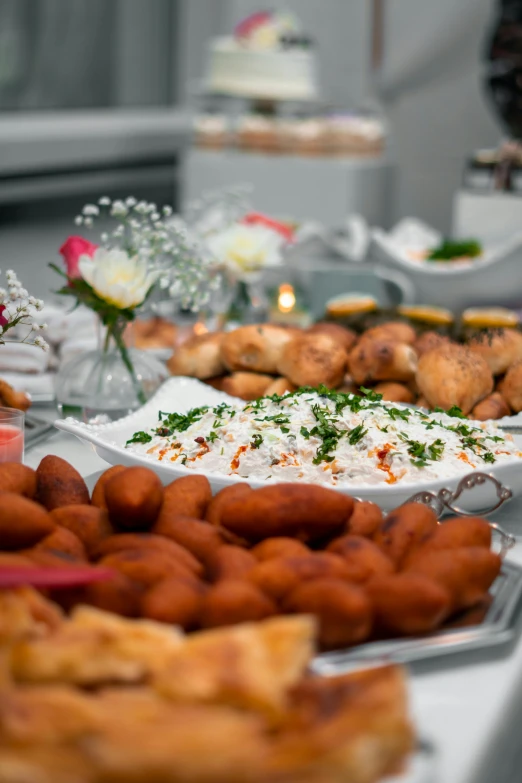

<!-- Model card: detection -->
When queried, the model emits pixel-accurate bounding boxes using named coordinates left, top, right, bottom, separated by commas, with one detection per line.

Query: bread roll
left=277, top=333, right=347, bottom=388
left=220, top=324, right=294, bottom=374
left=416, top=344, right=493, bottom=415
left=263, top=377, right=296, bottom=397
left=470, top=392, right=511, bottom=421
left=414, top=331, right=451, bottom=357
left=348, top=337, right=417, bottom=385
left=306, top=322, right=357, bottom=353
left=373, top=382, right=414, bottom=404
left=364, top=321, right=417, bottom=345
left=501, top=360, right=522, bottom=412
left=467, top=328, right=522, bottom=375
left=221, top=372, right=274, bottom=401
left=167, top=332, right=225, bottom=380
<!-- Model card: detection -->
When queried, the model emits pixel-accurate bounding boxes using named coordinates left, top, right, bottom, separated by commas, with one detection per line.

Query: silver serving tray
left=311, top=559, right=522, bottom=675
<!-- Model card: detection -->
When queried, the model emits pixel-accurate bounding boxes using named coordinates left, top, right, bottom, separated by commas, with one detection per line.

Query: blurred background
left=0, top=0, right=508, bottom=297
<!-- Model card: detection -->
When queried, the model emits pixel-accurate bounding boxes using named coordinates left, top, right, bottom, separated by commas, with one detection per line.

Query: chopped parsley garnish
left=207, top=431, right=219, bottom=443
left=156, top=406, right=209, bottom=436
left=399, top=435, right=445, bottom=468
left=483, top=452, right=496, bottom=463
left=250, top=433, right=263, bottom=449
left=387, top=407, right=410, bottom=422
left=300, top=426, right=310, bottom=439
left=126, top=431, right=152, bottom=445
left=347, top=424, right=368, bottom=445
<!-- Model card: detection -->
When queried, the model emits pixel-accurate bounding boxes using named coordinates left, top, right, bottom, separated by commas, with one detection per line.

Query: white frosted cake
left=204, top=11, right=318, bottom=101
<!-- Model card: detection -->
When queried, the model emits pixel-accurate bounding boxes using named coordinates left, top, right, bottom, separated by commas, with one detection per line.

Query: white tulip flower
left=206, top=223, right=284, bottom=281
left=78, top=248, right=158, bottom=310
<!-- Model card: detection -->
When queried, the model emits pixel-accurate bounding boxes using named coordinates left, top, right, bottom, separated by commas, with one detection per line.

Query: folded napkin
left=0, top=371, right=55, bottom=397
left=0, top=342, right=52, bottom=374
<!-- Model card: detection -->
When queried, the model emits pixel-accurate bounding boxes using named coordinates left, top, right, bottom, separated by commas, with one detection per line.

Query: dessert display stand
left=181, top=148, right=393, bottom=229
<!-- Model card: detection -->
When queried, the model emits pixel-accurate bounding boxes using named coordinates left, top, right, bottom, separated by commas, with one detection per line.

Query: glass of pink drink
left=0, top=408, right=24, bottom=463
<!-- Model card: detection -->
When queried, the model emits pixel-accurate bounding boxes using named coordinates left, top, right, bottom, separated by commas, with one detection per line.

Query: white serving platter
left=55, top=377, right=522, bottom=513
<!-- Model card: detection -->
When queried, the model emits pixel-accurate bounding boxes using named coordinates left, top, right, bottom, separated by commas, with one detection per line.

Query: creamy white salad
left=125, top=387, right=522, bottom=487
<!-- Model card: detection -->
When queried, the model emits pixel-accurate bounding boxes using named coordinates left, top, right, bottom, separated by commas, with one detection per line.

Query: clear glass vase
left=55, top=318, right=168, bottom=423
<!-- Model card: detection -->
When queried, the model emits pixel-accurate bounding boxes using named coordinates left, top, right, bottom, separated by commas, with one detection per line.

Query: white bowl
left=370, top=218, right=522, bottom=311
left=54, top=377, right=522, bottom=513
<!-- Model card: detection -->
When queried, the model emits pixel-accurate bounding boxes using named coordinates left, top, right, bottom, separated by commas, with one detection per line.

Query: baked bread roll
left=416, top=344, right=493, bottom=415
left=221, top=372, right=274, bottom=401
left=0, top=378, right=31, bottom=411
left=373, top=382, right=414, bottom=404
left=306, top=322, right=357, bottom=353
left=167, top=333, right=224, bottom=380
left=467, top=328, right=522, bottom=375
left=348, top=337, right=417, bottom=385
left=264, top=377, right=296, bottom=397
left=277, top=333, right=347, bottom=388
left=500, top=360, right=522, bottom=412
left=470, top=392, right=511, bottom=421
left=414, top=331, right=451, bottom=357
left=364, top=321, right=417, bottom=345
left=220, top=324, right=295, bottom=374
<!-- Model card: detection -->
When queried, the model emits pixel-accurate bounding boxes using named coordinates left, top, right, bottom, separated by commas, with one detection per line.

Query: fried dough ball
left=0, top=378, right=31, bottom=411
left=220, top=372, right=274, bottom=401
left=82, top=571, right=143, bottom=617
left=141, top=577, right=206, bottom=629
left=416, top=344, right=493, bottom=415
left=403, top=516, right=492, bottom=566
left=467, top=328, right=522, bottom=376
left=220, top=324, right=295, bottom=374
left=50, top=505, right=113, bottom=557
left=364, top=321, right=417, bottom=345
left=218, top=483, right=353, bottom=543
left=167, top=332, right=225, bottom=380
left=157, top=475, right=212, bottom=522
left=0, top=463, right=37, bottom=498
left=152, top=515, right=225, bottom=569
left=205, top=375, right=228, bottom=392
left=207, top=545, right=257, bottom=582
left=200, top=580, right=276, bottom=628
left=277, top=332, right=347, bottom=388
left=405, top=547, right=501, bottom=613
left=36, top=456, right=90, bottom=510
left=100, top=548, right=201, bottom=588
left=470, top=392, right=510, bottom=421
left=366, top=574, right=452, bottom=635
left=248, top=554, right=353, bottom=602
left=326, top=535, right=395, bottom=583
left=283, top=578, right=372, bottom=649
left=94, top=533, right=203, bottom=576
left=103, top=467, right=163, bottom=531
left=23, top=548, right=82, bottom=567
left=372, top=382, right=414, bottom=404
left=205, top=483, right=252, bottom=527
left=306, top=322, right=357, bottom=353
left=347, top=500, right=383, bottom=538
left=34, top=526, right=87, bottom=561
left=373, top=503, right=438, bottom=567
left=348, top=337, right=417, bottom=385
left=251, top=537, right=311, bottom=561
left=0, top=552, right=34, bottom=567
left=0, top=493, right=54, bottom=550
left=91, top=465, right=127, bottom=510
left=263, top=377, right=297, bottom=397
left=413, top=331, right=451, bottom=357
left=500, top=360, right=522, bottom=412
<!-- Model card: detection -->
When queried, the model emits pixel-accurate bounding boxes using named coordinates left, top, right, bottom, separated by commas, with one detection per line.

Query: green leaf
left=126, top=431, right=152, bottom=445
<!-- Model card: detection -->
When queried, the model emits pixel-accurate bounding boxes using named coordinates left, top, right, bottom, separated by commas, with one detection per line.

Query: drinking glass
left=0, top=407, right=25, bottom=463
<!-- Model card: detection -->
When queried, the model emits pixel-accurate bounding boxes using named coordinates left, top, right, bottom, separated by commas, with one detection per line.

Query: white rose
left=78, top=248, right=158, bottom=310
left=206, top=224, right=283, bottom=281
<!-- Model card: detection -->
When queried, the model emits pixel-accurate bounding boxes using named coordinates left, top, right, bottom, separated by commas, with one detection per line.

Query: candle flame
left=278, top=284, right=296, bottom=313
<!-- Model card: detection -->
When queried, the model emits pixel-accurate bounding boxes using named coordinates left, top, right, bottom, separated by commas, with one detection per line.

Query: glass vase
left=55, top=318, right=168, bottom=423
left=227, top=279, right=269, bottom=325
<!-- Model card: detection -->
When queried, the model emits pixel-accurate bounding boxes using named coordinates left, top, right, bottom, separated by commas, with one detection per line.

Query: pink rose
left=59, top=236, right=98, bottom=279
left=0, top=305, right=8, bottom=328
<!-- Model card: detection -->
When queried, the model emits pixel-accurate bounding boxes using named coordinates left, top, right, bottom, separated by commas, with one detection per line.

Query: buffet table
left=24, top=416, right=522, bottom=783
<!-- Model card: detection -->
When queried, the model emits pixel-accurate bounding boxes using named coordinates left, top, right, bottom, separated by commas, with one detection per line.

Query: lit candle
left=278, top=283, right=296, bottom=314
left=0, top=408, right=24, bottom=464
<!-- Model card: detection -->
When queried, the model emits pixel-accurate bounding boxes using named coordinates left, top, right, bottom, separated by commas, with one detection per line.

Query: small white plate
left=54, top=377, right=522, bottom=512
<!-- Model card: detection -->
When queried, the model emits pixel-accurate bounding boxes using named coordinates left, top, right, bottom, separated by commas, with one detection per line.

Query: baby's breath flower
left=98, top=196, right=111, bottom=206
left=82, top=204, right=100, bottom=217
left=83, top=217, right=94, bottom=228
left=74, top=216, right=84, bottom=226
left=110, top=200, right=128, bottom=217
left=34, top=336, right=49, bottom=351
left=125, top=196, right=137, bottom=207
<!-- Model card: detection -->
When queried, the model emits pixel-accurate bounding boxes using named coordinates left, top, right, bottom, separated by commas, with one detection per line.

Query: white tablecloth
left=24, top=418, right=522, bottom=783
